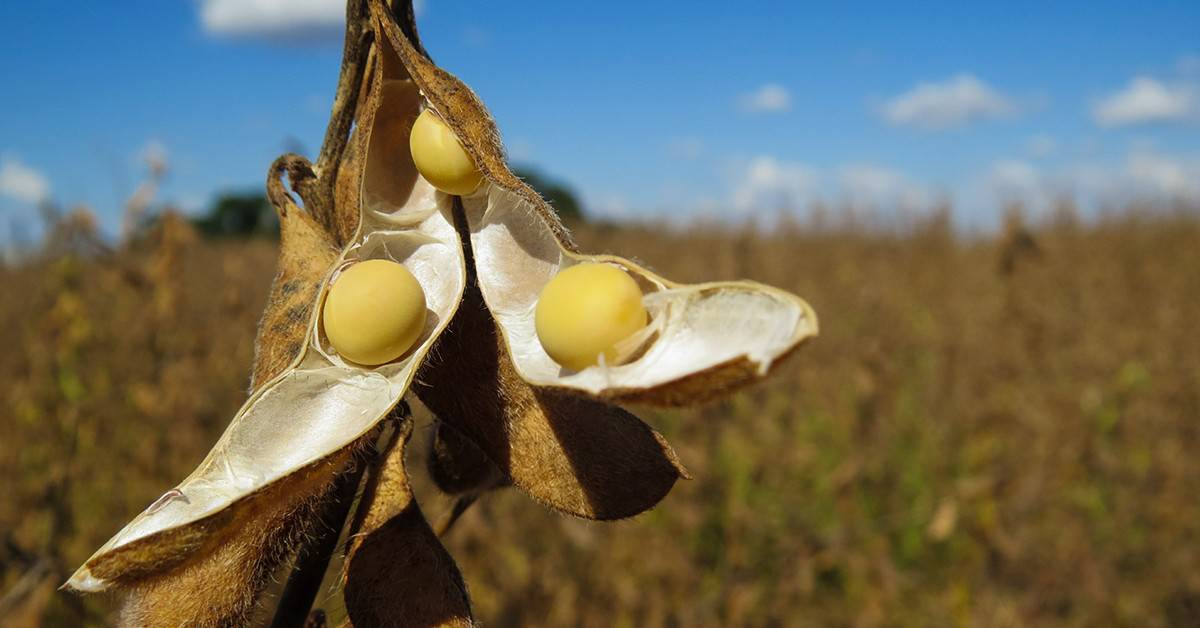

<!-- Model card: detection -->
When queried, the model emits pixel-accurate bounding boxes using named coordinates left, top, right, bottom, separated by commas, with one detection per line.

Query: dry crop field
left=1, top=206, right=1198, bottom=627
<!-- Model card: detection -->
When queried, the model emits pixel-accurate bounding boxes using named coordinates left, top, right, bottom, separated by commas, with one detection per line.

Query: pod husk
left=71, top=0, right=819, bottom=622
left=66, top=15, right=467, bottom=610
left=370, top=2, right=816, bottom=402
left=463, top=186, right=817, bottom=401
left=413, top=230, right=689, bottom=519
left=104, top=202, right=360, bottom=626
left=426, top=419, right=505, bottom=497
left=372, top=0, right=814, bottom=518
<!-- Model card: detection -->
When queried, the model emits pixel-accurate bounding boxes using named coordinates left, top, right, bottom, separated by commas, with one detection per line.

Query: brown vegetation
left=2, top=207, right=1198, bottom=626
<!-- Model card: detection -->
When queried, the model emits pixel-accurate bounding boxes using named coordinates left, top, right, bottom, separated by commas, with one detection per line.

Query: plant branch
left=268, top=403, right=413, bottom=628
left=309, top=0, right=373, bottom=231
left=264, top=4, right=390, bottom=625
left=434, top=494, right=479, bottom=538
left=267, top=459, right=365, bottom=628
left=315, top=0, right=371, bottom=174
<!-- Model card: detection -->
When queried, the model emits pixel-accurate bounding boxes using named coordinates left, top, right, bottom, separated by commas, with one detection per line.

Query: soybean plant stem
left=314, top=0, right=371, bottom=208
left=269, top=401, right=412, bottom=627
left=268, top=458, right=365, bottom=628
left=434, top=494, right=479, bottom=538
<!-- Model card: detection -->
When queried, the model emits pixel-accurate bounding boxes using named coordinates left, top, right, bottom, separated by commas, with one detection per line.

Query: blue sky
left=1, top=1, right=1198, bottom=240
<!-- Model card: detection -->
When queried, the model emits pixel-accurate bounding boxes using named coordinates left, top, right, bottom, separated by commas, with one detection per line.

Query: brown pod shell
left=414, top=259, right=688, bottom=520
left=462, top=187, right=817, bottom=404
left=368, top=0, right=816, bottom=405
left=104, top=156, right=356, bottom=626
left=252, top=181, right=341, bottom=390
left=343, top=419, right=474, bottom=628
left=373, top=0, right=689, bottom=520
left=67, top=20, right=467, bottom=595
left=426, top=419, right=504, bottom=496
left=372, top=0, right=812, bottom=519
left=115, top=448, right=359, bottom=627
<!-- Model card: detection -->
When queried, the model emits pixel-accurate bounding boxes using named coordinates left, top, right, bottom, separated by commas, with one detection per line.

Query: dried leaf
left=343, top=419, right=474, bottom=628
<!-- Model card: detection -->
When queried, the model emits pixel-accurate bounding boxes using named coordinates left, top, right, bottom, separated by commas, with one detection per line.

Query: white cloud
left=882, top=74, right=1015, bottom=130
left=988, top=159, right=1041, bottom=199
left=0, top=155, right=50, bottom=204
left=199, top=0, right=426, bottom=41
left=738, top=84, right=792, bottom=113
left=1026, top=134, right=1057, bottom=158
left=975, top=149, right=1200, bottom=216
left=722, top=159, right=934, bottom=214
left=1126, top=150, right=1200, bottom=201
left=199, top=0, right=345, bottom=41
left=1093, top=77, right=1199, bottom=126
left=837, top=164, right=929, bottom=208
left=1179, top=53, right=1200, bottom=76
left=731, top=156, right=818, bottom=212
left=667, top=137, right=704, bottom=160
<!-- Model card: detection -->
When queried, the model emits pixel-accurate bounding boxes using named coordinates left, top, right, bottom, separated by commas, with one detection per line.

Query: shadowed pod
left=342, top=418, right=473, bottom=628
left=64, top=0, right=816, bottom=625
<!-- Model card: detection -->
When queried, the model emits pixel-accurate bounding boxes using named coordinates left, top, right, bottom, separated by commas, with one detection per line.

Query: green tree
left=193, top=192, right=278, bottom=238
left=193, top=169, right=582, bottom=239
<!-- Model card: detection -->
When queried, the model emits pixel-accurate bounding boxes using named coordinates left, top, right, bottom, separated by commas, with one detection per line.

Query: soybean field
left=1, top=207, right=1198, bottom=627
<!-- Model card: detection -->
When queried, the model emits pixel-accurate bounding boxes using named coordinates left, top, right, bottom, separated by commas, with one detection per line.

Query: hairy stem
left=267, top=3, right=384, bottom=625
left=266, top=3, right=421, bottom=622
left=267, top=462, right=364, bottom=628
left=314, top=0, right=371, bottom=180
left=268, top=403, right=413, bottom=627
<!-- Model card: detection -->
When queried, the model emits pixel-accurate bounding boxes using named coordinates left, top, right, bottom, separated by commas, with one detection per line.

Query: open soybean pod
left=370, top=0, right=817, bottom=520
left=66, top=18, right=467, bottom=595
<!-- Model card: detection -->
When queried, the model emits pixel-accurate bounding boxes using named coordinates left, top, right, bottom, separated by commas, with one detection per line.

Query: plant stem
left=268, top=460, right=365, bottom=628
left=267, top=4, right=419, bottom=625
left=434, top=494, right=479, bottom=538
left=268, top=401, right=412, bottom=627
left=314, top=0, right=371, bottom=193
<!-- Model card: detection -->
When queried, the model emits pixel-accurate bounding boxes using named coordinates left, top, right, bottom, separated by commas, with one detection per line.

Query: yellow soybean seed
left=323, top=259, right=427, bottom=366
left=535, top=262, right=648, bottom=370
left=409, top=108, right=483, bottom=196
